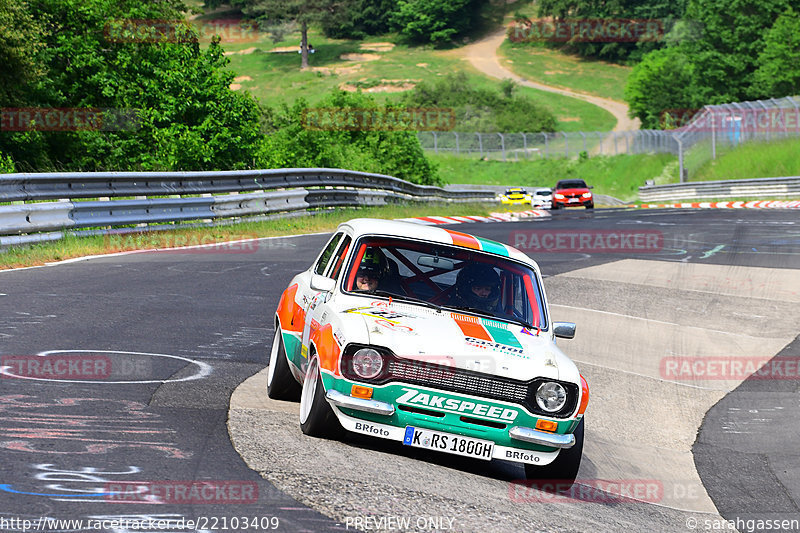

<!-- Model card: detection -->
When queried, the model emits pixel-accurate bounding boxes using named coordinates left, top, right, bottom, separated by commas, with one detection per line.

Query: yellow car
left=499, top=187, right=532, bottom=205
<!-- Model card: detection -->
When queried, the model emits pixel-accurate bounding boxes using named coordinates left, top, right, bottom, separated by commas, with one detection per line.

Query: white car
left=531, top=188, right=553, bottom=209
left=268, top=218, right=588, bottom=485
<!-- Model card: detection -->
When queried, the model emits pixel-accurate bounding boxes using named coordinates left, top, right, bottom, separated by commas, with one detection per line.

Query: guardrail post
left=477, top=133, right=483, bottom=158
left=499, top=133, right=506, bottom=162
left=677, top=138, right=686, bottom=183
left=454, top=132, right=460, bottom=154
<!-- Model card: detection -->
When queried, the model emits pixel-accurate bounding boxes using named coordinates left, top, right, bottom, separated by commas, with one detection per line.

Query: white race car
left=268, top=218, right=588, bottom=485
left=531, top=188, right=553, bottom=209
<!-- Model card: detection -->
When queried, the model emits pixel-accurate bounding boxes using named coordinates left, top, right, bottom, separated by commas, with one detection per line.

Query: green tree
left=391, top=0, right=483, bottom=45
left=319, top=0, right=397, bottom=38
left=624, top=46, right=699, bottom=128
left=533, top=0, right=689, bottom=62
left=0, top=0, right=48, bottom=105
left=233, top=0, right=341, bottom=69
left=0, top=0, right=266, bottom=171
left=681, top=0, right=797, bottom=104
left=751, top=8, right=800, bottom=99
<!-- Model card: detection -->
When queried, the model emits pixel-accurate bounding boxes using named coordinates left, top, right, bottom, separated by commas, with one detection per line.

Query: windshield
left=556, top=180, right=588, bottom=189
left=342, top=236, right=546, bottom=329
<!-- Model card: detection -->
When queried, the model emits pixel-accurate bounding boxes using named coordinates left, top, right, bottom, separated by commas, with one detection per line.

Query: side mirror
left=310, top=274, right=336, bottom=293
left=553, top=322, right=576, bottom=339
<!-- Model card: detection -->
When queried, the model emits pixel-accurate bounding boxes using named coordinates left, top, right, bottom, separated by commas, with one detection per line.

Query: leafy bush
left=403, top=72, right=558, bottom=132
left=0, top=153, right=15, bottom=173
left=260, top=91, right=440, bottom=186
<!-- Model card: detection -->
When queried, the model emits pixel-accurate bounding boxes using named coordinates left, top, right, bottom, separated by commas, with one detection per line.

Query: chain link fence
left=673, top=96, right=800, bottom=181
left=418, top=96, right=800, bottom=183
left=417, top=131, right=679, bottom=162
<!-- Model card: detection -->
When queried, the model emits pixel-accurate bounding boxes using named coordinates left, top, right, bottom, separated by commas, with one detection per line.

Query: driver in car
left=450, top=263, right=502, bottom=313
left=354, top=248, right=388, bottom=292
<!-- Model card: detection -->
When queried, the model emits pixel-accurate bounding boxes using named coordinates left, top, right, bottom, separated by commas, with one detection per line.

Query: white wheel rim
left=267, top=330, right=281, bottom=386
left=299, top=358, right=317, bottom=424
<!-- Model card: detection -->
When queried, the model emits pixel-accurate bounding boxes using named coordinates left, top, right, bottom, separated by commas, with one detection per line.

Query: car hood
left=337, top=300, right=578, bottom=384
left=555, top=187, right=590, bottom=195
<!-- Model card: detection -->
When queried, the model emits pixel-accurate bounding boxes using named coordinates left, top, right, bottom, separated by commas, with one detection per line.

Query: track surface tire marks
left=0, top=234, right=344, bottom=532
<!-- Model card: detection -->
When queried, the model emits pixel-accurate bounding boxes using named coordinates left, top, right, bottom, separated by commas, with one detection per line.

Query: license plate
left=568, top=198, right=579, bottom=203
left=403, top=426, right=494, bottom=460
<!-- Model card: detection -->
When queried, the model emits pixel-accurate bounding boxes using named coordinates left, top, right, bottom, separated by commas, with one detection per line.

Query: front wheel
left=267, top=329, right=301, bottom=401
left=524, top=418, right=584, bottom=489
left=299, top=356, right=344, bottom=439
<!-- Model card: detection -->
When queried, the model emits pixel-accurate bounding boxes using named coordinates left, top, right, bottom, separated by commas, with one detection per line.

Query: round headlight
left=352, top=348, right=384, bottom=380
left=535, top=382, right=567, bottom=412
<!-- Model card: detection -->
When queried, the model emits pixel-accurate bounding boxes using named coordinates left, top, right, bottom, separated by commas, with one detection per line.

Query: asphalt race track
left=1, top=207, right=799, bottom=533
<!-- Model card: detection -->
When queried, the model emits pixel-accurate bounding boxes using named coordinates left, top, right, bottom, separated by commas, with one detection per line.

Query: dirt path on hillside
left=460, top=29, right=640, bottom=133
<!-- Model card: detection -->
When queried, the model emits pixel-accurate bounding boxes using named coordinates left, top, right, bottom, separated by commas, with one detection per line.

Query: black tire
left=299, top=356, right=344, bottom=439
left=267, top=328, right=301, bottom=401
left=585, top=203, right=594, bottom=210
left=524, top=418, right=584, bottom=490
left=551, top=203, right=559, bottom=210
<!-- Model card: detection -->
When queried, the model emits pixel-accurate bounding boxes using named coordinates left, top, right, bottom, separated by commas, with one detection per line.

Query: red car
left=551, top=179, right=594, bottom=210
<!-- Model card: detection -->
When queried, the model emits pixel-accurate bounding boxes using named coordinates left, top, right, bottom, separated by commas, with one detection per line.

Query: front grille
left=387, top=359, right=529, bottom=404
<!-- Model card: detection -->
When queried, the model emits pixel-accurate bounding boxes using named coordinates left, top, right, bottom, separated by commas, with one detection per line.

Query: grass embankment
left=432, top=152, right=678, bottom=201
left=691, top=137, right=800, bottom=181
left=193, top=9, right=616, bottom=131
left=0, top=202, right=531, bottom=269
left=499, top=41, right=632, bottom=103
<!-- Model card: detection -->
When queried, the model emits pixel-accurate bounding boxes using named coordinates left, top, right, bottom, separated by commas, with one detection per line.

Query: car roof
left=337, top=218, right=534, bottom=265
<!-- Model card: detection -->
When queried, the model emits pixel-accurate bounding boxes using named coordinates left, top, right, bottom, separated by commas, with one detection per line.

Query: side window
left=314, top=233, right=342, bottom=275
left=327, top=235, right=352, bottom=280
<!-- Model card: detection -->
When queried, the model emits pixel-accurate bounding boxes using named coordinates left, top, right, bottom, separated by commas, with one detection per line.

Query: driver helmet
left=455, top=263, right=501, bottom=310
left=356, top=248, right=389, bottom=281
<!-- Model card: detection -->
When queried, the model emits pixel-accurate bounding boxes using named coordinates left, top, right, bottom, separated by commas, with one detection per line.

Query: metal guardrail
left=0, top=169, right=496, bottom=245
left=638, top=176, right=800, bottom=202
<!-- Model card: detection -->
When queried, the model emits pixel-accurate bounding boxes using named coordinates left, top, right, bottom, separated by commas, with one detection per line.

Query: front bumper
left=326, top=389, right=395, bottom=416
left=331, top=407, right=562, bottom=465
left=554, top=197, right=592, bottom=208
